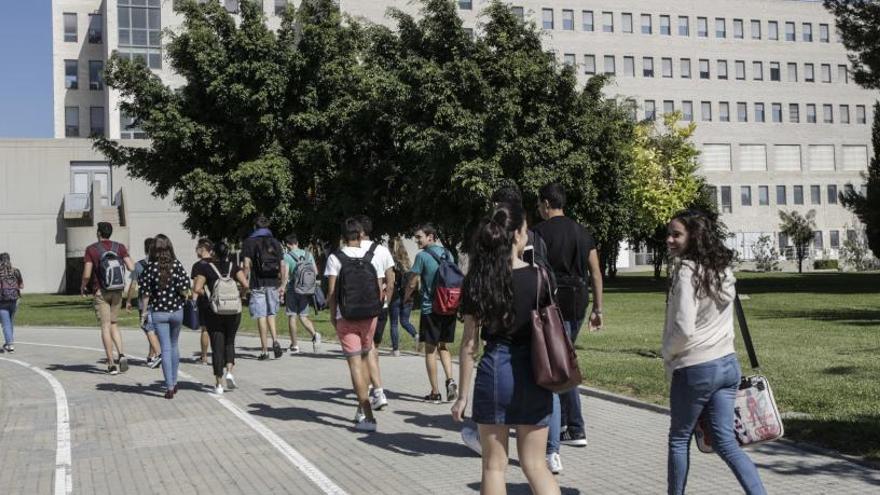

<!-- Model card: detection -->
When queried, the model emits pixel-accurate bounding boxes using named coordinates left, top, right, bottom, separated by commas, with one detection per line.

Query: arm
left=193, top=274, right=207, bottom=297
left=125, top=279, right=137, bottom=310
left=278, top=258, right=288, bottom=294
left=383, top=267, right=396, bottom=303
left=81, top=261, right=94, bottom=297
left=326, top=275, right=338, bottom=329
left=123, top=256, right=135, bottom=271
left=243, top=257, right=252, bottom=282
left=451, top=315, right=481, bottom=422
left=587, top=248, right=604, bottom=330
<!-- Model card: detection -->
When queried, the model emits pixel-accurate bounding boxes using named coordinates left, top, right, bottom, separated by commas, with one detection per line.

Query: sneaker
left=547, top=452, right=563, bottom=474
left=289, top=346, right=301, bottom=355
left=422, top=392, right=442, bottom=404
left=117, top=354, right=129, bottom=373
left=272, top=341, right=283, bottom=359
left=392, top=349, right=401, bottom=357
left=164, top=390, right=174, bottom=399
left=446, top=379, right=458, bottom=402
left=354, top=418, right=377, bottom=432
left=461, top=423, right=482, bottom=456
left=560, top=430, right=588, bottom=447
left=213, top=385, right=224, bottom=395
left=148, top=354, right=162, bottom=369
left=371, top=389, right=388, bottom=411
left=354, top=407, right=366, bottom=423
left=258, top=352, right=269, bottom=361
left=2, top=344, right=14, bottom=353
left=107, top=365, right=119, bottom=375
left=312, top=333, right=321, bottom=353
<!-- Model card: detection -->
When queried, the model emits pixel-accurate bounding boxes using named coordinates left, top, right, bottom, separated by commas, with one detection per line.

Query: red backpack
left=424, top=248, right=464, bottom=316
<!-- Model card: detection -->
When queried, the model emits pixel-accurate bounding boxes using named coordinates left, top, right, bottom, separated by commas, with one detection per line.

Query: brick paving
left=0, top=326, right=878, bottom=494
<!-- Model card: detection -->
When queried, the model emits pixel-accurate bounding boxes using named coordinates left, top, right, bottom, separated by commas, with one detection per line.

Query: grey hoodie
left=662, top=260, right=737, bottom=378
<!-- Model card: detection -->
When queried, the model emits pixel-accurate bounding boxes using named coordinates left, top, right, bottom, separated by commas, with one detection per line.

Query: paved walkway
left=0, top=326, right=878, bottom=494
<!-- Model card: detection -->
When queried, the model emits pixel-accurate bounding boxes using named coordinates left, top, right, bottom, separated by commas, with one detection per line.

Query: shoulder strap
left=424, top=247, right=444, bottom=264
left=364, top=242, right=378, bottom=263
left=110, top=241, right=119, bottom=255
left=734, top=293, right=760, bottom=370
left=209, top=262, right=223, bottom=279
left=96, top=242, right=107, bottom=256
left=334, top=250, right=351, bottom=265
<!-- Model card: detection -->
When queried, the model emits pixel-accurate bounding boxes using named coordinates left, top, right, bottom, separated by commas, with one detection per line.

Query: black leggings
left=205, top=311, right=241, bottom=378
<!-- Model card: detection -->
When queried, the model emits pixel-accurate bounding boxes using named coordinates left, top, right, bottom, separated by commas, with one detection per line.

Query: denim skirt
left=472, top=342, right=553, bottom=426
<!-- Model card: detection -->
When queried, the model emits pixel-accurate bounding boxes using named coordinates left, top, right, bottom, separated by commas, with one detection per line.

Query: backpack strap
left=363, top=242, right=379, bottom=264
left=423, top=247, right=447, bottom=264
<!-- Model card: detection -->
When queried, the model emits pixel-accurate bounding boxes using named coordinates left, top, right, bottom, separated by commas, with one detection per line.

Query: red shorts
left=336, top=318, right=377, bottom=357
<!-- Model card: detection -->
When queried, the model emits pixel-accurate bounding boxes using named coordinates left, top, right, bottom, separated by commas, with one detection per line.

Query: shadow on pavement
left=46, top=363, right=107, bottom=375
left=394, top=409, right=461, bottom=433
left=357, top=430, right=476, bottom=458
left=246, top=402, right=353, bottom=430
left=262, top=386, right=355, bottom=408
left=466, top=482, right=581, bottom=494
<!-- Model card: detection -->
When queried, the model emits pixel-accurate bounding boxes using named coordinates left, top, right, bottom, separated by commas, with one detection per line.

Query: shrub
left=752, top=235, right=780, bottom=272
left=813, top=259, right=839, bottom=270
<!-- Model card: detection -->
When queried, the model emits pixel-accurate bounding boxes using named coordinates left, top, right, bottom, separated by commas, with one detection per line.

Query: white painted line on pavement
left=16, top=341, right=350, bottom=495
left=0, top=357, right=73, bottom=495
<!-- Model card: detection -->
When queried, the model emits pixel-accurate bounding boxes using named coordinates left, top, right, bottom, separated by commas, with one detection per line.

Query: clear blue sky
left=0, top=1, right=53, bottom=138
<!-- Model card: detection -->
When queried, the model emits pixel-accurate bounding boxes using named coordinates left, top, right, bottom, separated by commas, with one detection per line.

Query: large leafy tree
left=839, top=102, right=880, bottom=258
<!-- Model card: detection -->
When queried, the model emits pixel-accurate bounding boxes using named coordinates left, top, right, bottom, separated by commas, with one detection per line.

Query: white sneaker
left=213, top=385, right=224, bottom=395
left=354, top=418, right=377, bottom=432
left=371, top=390, right=388, bottom=411
left=312, top=333, right=321, bottom=353
left=224, top=372, right=237, bottom=390
left=392, top=350, right=401, bottom=357
left=354, top=407, right=366, bottom=423
left=461, top=423, right=482, bottom=456
left=547, top=452, right=563, bottom=474
left=289, top=346, right=301, bottom=355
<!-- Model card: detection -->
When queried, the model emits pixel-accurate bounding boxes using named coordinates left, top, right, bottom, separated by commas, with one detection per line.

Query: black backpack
left=335, top=243, right=382, bottom=320
left=253, top=237, right=281, bottom=279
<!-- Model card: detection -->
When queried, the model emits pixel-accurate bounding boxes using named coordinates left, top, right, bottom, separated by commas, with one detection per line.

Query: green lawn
left=11, top=271, right=880, bottom=461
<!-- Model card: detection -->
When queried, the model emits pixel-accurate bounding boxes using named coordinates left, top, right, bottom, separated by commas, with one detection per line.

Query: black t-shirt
left=463, top=266, right=549, bottom=347
left=533, top=216, right=596, bottom=321
left=241, top=235, right=284, bottom=289
left=193, top=259, right=242, bottom=312
left=191, top=259, right=210, bottom=309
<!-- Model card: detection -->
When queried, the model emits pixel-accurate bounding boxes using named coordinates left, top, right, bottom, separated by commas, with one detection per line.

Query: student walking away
left=533, top=183, right=604, bottom=448
left=0, top=253, right=23, bottom=353
left=451, top=204, right=560, bottom=495
left=139, top=234, right=190, bottom=399
left=388, top=237, right=418, bottom=356
left=81, top=222, right=135, bottom=374
left=355, top=215, right=395, bottom=412
left=126, top=237, right=162, bottom=368
left=241, top=215, right=287, bottom=360
left=283, top=234, right=321, bottom=354
left=405, top=223, right=461, bottom=404
left=664, top=210, right=766, bottom=495
left=324, top=217, right=385, bottom=432
left=193, top=241, right=249, bottom=395
left=191, top=238, right=213, bottom=365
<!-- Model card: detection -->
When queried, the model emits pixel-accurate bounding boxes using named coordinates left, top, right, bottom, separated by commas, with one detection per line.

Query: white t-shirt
left=362, top=240, right=395, bottom=276
left=324, top=243, right=391, bottom=318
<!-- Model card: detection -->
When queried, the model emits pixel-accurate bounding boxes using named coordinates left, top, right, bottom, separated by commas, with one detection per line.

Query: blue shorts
left=249, top=288, right=280, bottom=319
left=472, top=342, right=553, bottom=426
left=285, top=291, right=311, bottom=317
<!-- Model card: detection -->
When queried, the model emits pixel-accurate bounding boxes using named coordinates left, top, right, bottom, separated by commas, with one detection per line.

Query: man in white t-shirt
left=324, top=217, right=389, bottom=433
left=354, top=215, right=395, bottom=413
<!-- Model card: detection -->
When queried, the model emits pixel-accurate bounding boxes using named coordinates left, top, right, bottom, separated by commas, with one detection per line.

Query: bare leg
left=257, top=317, right=269, bottom=353
left=516, top=425, right=560, bottom=495
left=438, top=342, right=454, bottom=381
left=267, top=315, right=279, bottom=343
left=200, top=327, right=210, bottom=362
left=367, top=347, right=382, bottom=389
left=479, top=425, right=510, bottom=495
left=100, top=321, right=115, bottom=364
left=299, top=315, right=317, bottom=338
left=110, top=322, right=124, bottom=356
left=425, top=343, right=439, bottom=394
left=288, top=315, right=298, bottom=347
left=146, top=331, right=161, bottom=358
left=346, top=354, right=374, bottom=420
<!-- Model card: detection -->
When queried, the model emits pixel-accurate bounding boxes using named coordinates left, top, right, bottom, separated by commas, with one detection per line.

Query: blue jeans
left=547, top=393, right=561, bottom=454
left=559, top=319, right=585, bottom=435
left=152, top=309, right=183, bottom=390
left=668, top=353, right=766, bottom=495
left=0, top=300, right=16, bottom=345
left=389, top=299, right=417, bottom=350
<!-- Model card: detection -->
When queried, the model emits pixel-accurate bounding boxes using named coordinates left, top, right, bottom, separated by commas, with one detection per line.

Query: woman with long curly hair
left=664, top=210, right=765, bottom=494
left=0, top=252, right=23, bottom=353
left=388, top=237, right=418, bottom=355
left=451, top=204, right=559, bottom=495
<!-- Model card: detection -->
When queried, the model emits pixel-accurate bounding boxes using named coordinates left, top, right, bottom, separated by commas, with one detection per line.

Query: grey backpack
left=206, top=263, right=242, bottom=315
left=292, top=254, right=318, bottom=295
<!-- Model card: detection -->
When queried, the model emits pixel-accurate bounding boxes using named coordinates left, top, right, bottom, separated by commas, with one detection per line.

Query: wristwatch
left=592, top=309, right=603, bottom=315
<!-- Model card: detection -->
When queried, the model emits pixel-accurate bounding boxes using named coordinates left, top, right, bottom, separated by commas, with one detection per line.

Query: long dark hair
left=461, top=203, right=526, bottom=334
left=151, top=234, right=176, bottom=287
left=669, top=209, right=733, bottom=301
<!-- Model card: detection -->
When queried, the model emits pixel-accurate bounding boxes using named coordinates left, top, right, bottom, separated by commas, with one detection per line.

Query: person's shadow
left=466, top=482, right=581, bottom=494
left=357, top=430, right=476, bottom=458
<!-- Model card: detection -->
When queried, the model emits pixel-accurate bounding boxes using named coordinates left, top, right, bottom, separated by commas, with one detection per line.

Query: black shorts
left=419, top=313, right=456, bottom=345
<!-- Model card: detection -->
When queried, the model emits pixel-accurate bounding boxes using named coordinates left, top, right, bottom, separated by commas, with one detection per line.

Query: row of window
left=573, top=55, right=851, bottom=85
left=537, top=8, right=834, bottom=43
left=635, top=100, right=868, bottom=125
left=62, top=12, right=103, bottom=44
left=64, top=107, right=145, bottom=139
left=64, top=60, right=104, bottom=91
left=118, top=0, right=163, bottom=69
left=699, top=143, right=868, bottom=173
left=710, top=183, right=863, bottom=213
left=781, top=229, right=853, bottom=250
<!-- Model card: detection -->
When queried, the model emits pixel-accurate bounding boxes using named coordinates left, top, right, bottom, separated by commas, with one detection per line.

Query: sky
left=0, top=1, right=53, bottom=138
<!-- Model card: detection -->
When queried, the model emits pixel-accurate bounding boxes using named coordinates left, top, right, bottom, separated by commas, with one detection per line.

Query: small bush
left=813, top=259, right=839, bottom=270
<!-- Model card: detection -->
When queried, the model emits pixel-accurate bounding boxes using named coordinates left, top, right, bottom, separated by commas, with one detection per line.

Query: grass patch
left=12, top=271, right=880, bottom=461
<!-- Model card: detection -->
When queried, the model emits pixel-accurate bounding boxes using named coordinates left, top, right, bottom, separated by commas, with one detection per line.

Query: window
left=707, top=186, right=718, bottom=208
left=814, top=231, right=824, bottom=250
left=847, top=229, right=857, bottom=243
left=753, top=61, right=763, bottom=80
left=702, top=145, right=732, bottom=171
left=682, top=101, right=693, bottom=121
left=697, top=17, right=708, bottom=37
left=830, top=230, right=840, bottom=249
left=838, top=65, right=849, bottom=84
left=643, top=57, right=654, bottom=77
left=89, top=107, right=104, bottom=137
left=624, top=56, right=635, bottom=76
left=662, top=58, right=673, bottom=78
left=793, top=185, right=804, bottom=205
left=542, top=9, right=554, bottom=29
left=823, top=104, right=834, bottom=124
left=787, top=62, right=798, bottom=82
left=776, top=185, right=787, bottom=205
left=64, top=13, right=77, bottom=42
left=785, top=21, right=795, bottom=41
left=819, top=23, right=830, bottom=42
left=721, top=186, right=733, bottom=213
left=660, top=15, right=671, bottom=35
left=274, top=0, right=288, bottom=15
left=735, top=60, right=745, bottom=80
left=802, top=23, right=813, bottom=42
left=645, top=100, right=656, bottom=121
left=641, top=14, right=652, bottom=34
left=604, top=55, right=616, bottom=75
left=88, top=14, right=102, bottom=43
left=828, top=185, right=838, bottom=204
left=741, top=186, right=752, bottom=206
left=770, top=62, right=780, bottom=81
left=224, top=0, right=240, bottom=13
left=120, top=112, right=147, bottom=139
left=805, top=63, right=815, bottom=82
left=789, top=103, right=800, bottom=123
left=65, top=106, right=79, bottom=137
left=89, top=60, right=103, bottom=90
left=678, top=16, right=689, bottom=36
left=563, top=54, right=576, bottom=67
left=733, top=19, right=744, bottom=39
left=701, top=101, right=712, bottom=121
left=716, top=18, right=726, bottom=38
left=118, top=0, right=163, bottom=69
left=811, top=185, right=821, bottom=204
left=626, top=99, right=638, bottom=121
left=719, top=102, right=730, bottom=122
left=759, top=186, right=769, bottom=205
left=64, top=60, right=78, bottom=89
left=717, top=60, right=728, bottom=80
left=582, top=11, right=594, bottom=31
left=772, top=103, right=782, bottom=123
left=663, top=100, right=675, bottom=116
left=458, top=1, right=472, bottom=10
left=563, top=10, right=575, bottom=31
left=841, top=105, right=850, bottom=124
left=755, top=103, right=765, bottom=122
left=622, top=13, right=633, bottom=33
left=681, top=58, right=691, bottom=78
left=807, top=104, right=817, bottom=123
left=511, top=6, right=524, bottom=21
left=779, top=233, right=789, bottom=249
left=737, top=102, right=748, bottom=122
left=602, top=11, right=613, bottom=32
left=857, top=105, right=867, bottom=124
left=699, top=59, right=710, bottom=79
left=751, top=19, right=761, bottom=39
left=584, top=55, right=596, bottom=75
left=769, top=21, right=779, bottom=40
left=821, top=64, right=832, bottom=83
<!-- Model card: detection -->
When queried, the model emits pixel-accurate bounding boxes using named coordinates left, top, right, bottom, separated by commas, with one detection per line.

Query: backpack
left=335, top=243, right=382, bottom=320
left=206, top=262, right=242, bottom=315
left=96, top=242, right=127, bottom=291
left=290, top=253, right=317, bottom=295
left=424, top=248, right=464, bottom=316
left=0, top=268, right=19, bottom=302
left=253, top=237, right=281, bottom=279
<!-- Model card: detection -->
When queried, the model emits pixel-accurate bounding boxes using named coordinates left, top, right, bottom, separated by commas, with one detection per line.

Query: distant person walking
left=125, top=237, right=162, bottom=368
left=191, top=238, right=213, bottom=365
left=241, top=215, right=287, bottom=360
left=451, top=203, right=559, bottom=495
left=387, top=237, right=418, bottom=356
left=664, top=210, right=766, bottom=495
left=283, top=234, right=321, bottom=354
left=0, top=252, right=23, bottom=353
left=139, top=234, right=190, bottom=399
left=81, top=221, right=135, bottom=375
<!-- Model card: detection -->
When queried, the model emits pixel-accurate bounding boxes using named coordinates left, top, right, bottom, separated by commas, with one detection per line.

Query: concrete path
left=0, top=326, right=878, bottom=494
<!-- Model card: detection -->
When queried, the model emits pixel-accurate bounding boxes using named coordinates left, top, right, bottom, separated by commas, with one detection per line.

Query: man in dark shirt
left=533, top=183, right=604, bottom=448
left=241, top=215, right=287, bottom=360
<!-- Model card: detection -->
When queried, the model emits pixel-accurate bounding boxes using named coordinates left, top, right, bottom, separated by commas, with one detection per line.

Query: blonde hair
left=391, top=237, right=411, bottom=272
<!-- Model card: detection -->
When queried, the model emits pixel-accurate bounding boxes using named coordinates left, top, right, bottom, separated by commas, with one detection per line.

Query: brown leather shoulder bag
left=531, top=266, right=583, bottom=393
